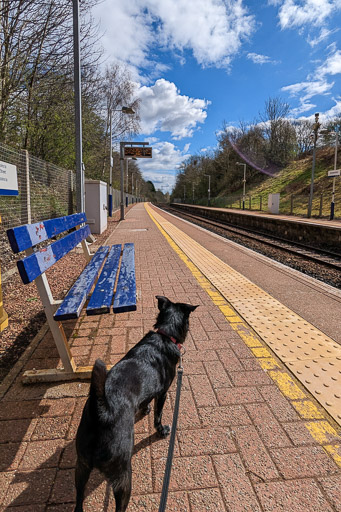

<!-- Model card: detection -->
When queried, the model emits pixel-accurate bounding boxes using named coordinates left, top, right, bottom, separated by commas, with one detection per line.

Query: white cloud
left=307, top=27, right=338, bottom=47
left=282, top=79, right=334, bottom=99
left=138, top=141, right=191, bottom=191
left=247, top=52, right=279, bottom=64
left=93, top=0, right=256, bottom=73
left=282, top=78, right=334, bottom=115
left=322, top=96, right=341, bottom=117
left=137, top=79, right=210, bottom=139
left=315, top=49, right=341, bottom=77
left=272, top=0, right=341, bottom=30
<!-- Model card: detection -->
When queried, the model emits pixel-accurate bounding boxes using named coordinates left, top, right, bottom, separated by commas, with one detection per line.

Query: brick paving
left=0, top=202, right=340, bottom=511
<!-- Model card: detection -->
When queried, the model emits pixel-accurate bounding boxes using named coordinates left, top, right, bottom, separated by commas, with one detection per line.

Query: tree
left=259, top=97, right=297, bottom=166
left=292, top=119, right=314, bottom=156
left=0, top=0, right=101, bottom=149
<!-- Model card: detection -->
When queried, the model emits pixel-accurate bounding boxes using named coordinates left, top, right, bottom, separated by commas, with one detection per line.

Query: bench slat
left=17, top=225, right=91, bottom=284
left=7, top=213, right=87, bottom=253
left=113, top=243, right=136, bottom=313
left=54, top=246, right=109, bottom=321
left=86, top=244, right=122, bottom=315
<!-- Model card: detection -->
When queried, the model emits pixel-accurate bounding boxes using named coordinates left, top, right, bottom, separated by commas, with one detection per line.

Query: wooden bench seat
left=7, top=213, right=136, bottom=383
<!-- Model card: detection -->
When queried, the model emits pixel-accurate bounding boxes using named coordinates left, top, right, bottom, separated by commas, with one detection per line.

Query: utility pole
left=330, top=126, right=339, bottom=220
left=204, top=174, right=211, bottom=206
left=109, top=111, right=113, bottom=216
left=237, top=162, right=246, bottom=210
left=308, top=113, right=321, bottom=218
left=120, top=142, right=125, bottom=220
left=73, top=0, right=84, bottom=213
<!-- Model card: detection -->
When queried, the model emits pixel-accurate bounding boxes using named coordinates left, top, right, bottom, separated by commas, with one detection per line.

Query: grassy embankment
left=224, top=147, right=341, bottom=218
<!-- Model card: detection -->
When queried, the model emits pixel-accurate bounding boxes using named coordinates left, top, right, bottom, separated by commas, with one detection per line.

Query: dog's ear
left=182, top=303, right=199, bottom=314
left=156, top=296, right=171, bottom=311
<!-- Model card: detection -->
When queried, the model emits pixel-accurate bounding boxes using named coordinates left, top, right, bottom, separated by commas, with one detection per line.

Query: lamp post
left=72, top=0, right=84, bottom=213
left=236, top=162, right=246, bottom=210
left=204, top=174, right=211, bottom=206
left=109, top=107, right=135, bottom=216
left=183, top=185, right=186, bottom=203
left=192, top=182, right=195, bottom=204
left=330, top=126, right=339, bottom=220
left=308, top=113, right=321, bottom=218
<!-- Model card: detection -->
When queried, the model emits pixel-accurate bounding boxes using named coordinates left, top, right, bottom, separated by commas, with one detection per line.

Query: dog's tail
left=89, top=359, right=107, bottom=414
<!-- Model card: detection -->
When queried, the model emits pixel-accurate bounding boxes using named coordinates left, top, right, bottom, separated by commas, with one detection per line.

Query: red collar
left=157, top=329, right=183, bottom=351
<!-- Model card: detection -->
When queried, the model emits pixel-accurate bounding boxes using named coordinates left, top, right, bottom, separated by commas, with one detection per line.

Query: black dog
left=74, top=295, right=198, bottom=512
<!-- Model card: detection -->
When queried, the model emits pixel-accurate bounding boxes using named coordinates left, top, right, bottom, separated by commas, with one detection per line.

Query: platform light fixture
left=109, top=107, right=136, bottom=216
left=204, top=174, right=211, bottom=206
left=307, top=113, right=321, bottom=218
left=236, top=162, right=247, bottom=210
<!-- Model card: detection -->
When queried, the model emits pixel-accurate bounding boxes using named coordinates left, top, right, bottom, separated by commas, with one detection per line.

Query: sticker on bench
left=17, top=225, right=91, bottom=284
left=7, top=212, right=87, bottom=253
left=86, top=244, right=122, bottom=315
left=27, top=223, right=48, bottom=247
left=113, top=243, right=136, bottom=313
left=54, top=246, right=109, bottom=321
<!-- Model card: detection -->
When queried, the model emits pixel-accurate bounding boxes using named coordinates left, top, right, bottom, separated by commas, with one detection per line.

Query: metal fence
left=0, top=142, right=74, bottom=230
left=0, top=142, right=144, bottom=275
left=194, top=192, right=340, bottom=218
left=0, top=142, right=75, bottom=274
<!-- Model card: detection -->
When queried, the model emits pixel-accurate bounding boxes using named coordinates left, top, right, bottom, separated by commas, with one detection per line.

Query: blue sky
left=93, top=0, right=341, bottom=192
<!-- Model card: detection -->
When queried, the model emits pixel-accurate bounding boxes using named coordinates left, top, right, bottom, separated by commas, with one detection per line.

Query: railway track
left=159, top=205, right=341, bottom=287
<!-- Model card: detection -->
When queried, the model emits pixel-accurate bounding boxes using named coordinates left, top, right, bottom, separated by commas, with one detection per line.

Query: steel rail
left=164, top=206, right=341, bottom=271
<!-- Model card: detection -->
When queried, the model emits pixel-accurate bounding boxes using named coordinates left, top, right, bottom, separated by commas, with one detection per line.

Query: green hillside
left=225, top=147, right=341, bottom=219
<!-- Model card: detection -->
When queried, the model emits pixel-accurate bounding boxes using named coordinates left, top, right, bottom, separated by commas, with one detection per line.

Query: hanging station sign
left=0, top=161, right=19, bottom=196
left=124, top=146, right=152, bottom=159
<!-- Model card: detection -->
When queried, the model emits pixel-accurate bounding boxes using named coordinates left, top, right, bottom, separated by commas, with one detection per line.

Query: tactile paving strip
left=147, top=205, right=341, bottom=425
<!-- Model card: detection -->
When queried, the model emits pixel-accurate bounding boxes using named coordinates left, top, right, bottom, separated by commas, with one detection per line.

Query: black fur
left=74, top=296, right=198, bottom=512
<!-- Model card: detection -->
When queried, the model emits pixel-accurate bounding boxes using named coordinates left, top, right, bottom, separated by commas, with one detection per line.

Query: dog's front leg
left=154, top=392, right=170, bottom=437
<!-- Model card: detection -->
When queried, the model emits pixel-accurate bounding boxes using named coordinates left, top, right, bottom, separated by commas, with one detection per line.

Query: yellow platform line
left=145, top=203, right=341, bottom=467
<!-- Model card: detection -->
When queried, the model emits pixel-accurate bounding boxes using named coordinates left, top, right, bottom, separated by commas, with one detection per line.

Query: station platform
left=172, top=203, right=341, bottom=229
left=0, top=202, right=340, bottom=511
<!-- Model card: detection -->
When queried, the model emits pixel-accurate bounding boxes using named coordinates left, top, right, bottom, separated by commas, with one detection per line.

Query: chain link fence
left=193, top=192, right=340, bottom=218
left=0, top=142, right=74, bottom=274
left=0, top=142, right=143, bottom=275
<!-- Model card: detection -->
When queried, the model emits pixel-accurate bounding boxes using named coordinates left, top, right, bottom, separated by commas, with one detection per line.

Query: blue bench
left=7, top=212, right=136, bottom=383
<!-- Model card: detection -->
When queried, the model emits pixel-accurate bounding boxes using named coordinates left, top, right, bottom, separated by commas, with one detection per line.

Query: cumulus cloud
left=138, top=141, right=191, bottom=191
left=137, top=79, right=210, bottom=139
left=93, top=0, right=256, bottom=72
left=247, top=52, right=279, bottom=64
left=270, top=0, right=341, bottom=30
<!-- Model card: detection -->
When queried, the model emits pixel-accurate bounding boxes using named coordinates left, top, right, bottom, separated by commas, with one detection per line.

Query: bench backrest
left=7, top=213, right=90, bottom=285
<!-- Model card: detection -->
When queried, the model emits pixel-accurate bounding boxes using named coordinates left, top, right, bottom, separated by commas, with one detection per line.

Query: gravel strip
left=0, top=209, right=128, bottom=383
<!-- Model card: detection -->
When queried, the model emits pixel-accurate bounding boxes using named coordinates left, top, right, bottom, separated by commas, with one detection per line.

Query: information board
left=0, top=161, right=19, bottom=196
left=124, top=146, right=152, bottom=158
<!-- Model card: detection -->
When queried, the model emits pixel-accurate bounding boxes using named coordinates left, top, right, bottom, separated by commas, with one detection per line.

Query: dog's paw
left=157, top=425, right=171, bottom=437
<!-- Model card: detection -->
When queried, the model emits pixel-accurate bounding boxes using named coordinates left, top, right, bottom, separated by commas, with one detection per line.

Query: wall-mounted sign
left=0, top=161, right=19, bottom=196
left=124, top=146, right=152, bottom=158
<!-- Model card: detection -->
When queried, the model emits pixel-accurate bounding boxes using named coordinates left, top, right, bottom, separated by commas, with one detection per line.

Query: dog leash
left=158, top=349, right=185, bottom=512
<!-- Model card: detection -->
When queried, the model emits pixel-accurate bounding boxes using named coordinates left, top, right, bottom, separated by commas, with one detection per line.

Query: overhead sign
left=328, top=169, right=340, bottom=177
left=124, top=146, right=152, bottom=159
left=0, top=161, right=19, bottom=196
